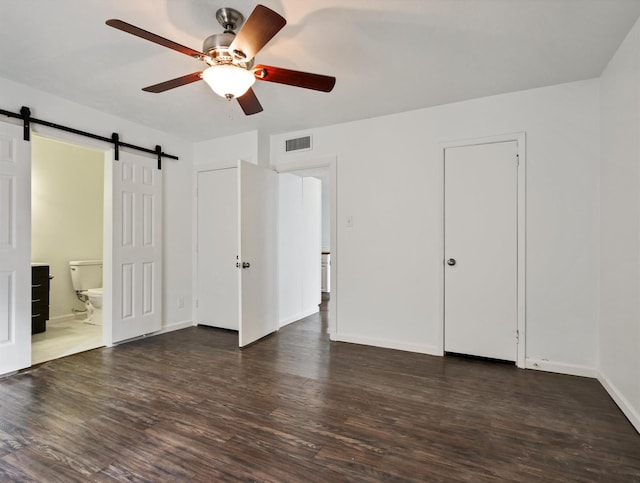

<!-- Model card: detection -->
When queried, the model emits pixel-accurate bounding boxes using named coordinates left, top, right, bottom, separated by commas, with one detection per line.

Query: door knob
left=447, top=258, right=456, bottom=266
left=236, top=262, right=250, bottom=269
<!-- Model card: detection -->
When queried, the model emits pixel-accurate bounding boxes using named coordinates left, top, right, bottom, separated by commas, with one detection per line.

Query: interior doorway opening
left=275, top=156, right=337, bottom=337
left=281, top=168, right=330, bottom=323
left=30, top=134, right=107, bottom=364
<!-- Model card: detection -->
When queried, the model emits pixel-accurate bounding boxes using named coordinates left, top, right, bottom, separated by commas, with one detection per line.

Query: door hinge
left=516, top=154, right=520, bottom=167
left=515, top=329, right=519, bottom=343
left=195, top=299, right=198, bottom=308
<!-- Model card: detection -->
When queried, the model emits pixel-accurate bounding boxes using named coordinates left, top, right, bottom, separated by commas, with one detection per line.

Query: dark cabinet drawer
left=32, top=312, right=47, bottom=334
left=31, top=265, right=50, bottom=334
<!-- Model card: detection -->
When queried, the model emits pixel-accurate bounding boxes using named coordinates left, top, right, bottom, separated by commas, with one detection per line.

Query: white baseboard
left=331, top=333, right=442, bottom=356
left=157, top=320, right=195, bottom=335
left=48, top=313, right=79, bottom=325
left=279, top=306, right=319, bottom=328
left=598, top=371, right=640, bottom=433
left=525, top=358, right=597, bottom=378
left=112, top=320, right=195, bottom=346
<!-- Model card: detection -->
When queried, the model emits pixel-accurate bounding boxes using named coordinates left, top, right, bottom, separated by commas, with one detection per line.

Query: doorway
left=0, top=118, right=165, bottom=375
left=442, top=134, right=526, bottom=367
left=279, top=168, right=329, bottom=328
left=275, top=156, right=337, bottom=337
left=30, top=135, right=106, bottom=364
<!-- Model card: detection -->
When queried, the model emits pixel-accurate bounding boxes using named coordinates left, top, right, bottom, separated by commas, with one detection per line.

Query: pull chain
left=226, top=97, right=235, bottom=120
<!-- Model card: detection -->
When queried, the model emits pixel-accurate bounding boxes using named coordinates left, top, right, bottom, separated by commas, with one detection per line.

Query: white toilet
left=69, top=260, right=103, bottom=325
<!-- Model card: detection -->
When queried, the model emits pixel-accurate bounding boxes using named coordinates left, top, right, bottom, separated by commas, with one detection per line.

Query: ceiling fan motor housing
left=203, top=33, right=234, bottom=60
left=202, top=32, right=252, bottom=67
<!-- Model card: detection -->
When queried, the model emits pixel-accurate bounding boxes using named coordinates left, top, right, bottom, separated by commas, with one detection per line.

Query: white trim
left=440, top=132, right=527, bottom=368
left=155, top=319, right=194, bottom=335
left=598, top=372, right=640, bottom=433
left=112, top=320, right=194, bottom=346
left=272, top=156, right=338, bottom=339
left=279, top=306, right=319, bottom=328
left=103, top=148, right=114, bottom=347
left=332, top=333, right=441, bottom=356
left=525, top=358, right=597, bottom=378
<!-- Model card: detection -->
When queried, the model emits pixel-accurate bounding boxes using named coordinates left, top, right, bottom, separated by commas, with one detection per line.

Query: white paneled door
left=0, top=121, right=30, bottom=375
left=238, top=160, right=278, bottom=347
left=111, top=151, right=162, bottom=343
left=196, top=168, right=239, bottom=330
left=444, top=141, right=518, bottom=361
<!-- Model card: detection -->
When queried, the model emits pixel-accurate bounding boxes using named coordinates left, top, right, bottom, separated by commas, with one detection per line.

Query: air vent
left=285, top=135, right=312, bottom=152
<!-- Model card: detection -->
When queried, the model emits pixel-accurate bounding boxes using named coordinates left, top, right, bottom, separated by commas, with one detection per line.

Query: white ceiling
left=1, top=0, right=639, bottom=142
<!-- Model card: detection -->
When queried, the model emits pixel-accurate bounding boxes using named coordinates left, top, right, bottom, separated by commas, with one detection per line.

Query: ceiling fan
left=106, top=4, right=336, bottom=115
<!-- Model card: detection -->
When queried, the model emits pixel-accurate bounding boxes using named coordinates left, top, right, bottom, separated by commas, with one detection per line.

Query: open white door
left=238, top=160, right=278, bottom=347
left=0, top=121, right=31, bottom=374
left=110, top=150, right=162, bottom=343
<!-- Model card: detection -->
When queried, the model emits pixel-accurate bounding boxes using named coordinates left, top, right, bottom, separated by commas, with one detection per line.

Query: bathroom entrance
left=0, top=117, right=164, bottom=375
left=31, top=135, right=106, bottom=364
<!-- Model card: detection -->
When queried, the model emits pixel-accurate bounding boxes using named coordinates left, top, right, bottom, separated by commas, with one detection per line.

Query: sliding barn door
left=0, top=121, right=31, bottom=374
left=111, top=151, right=162, bottom=343
left=238, top=160, right=278, bottom=347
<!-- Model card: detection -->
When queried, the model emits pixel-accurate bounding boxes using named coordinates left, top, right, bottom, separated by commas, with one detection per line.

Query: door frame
left=440, top=133, right=526, bottom=368
left=273, top=156, right=338, bottom=338
left=31, top=132, right=113, bottom=348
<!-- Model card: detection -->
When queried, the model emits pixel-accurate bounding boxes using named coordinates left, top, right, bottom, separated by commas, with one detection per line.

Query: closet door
left=196, top=168, right=239, bottom=330
left=0, top=121, right=31, bottom=374
left=444, top=141, right=518, bottom=361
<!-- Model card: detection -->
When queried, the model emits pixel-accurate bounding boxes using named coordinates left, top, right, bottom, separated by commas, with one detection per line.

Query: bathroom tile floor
left=31, top=319, right=103, bottom=365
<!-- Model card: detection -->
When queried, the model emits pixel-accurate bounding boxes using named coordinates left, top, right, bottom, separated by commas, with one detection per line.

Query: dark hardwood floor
left=1, top=304, right=639, bottom=481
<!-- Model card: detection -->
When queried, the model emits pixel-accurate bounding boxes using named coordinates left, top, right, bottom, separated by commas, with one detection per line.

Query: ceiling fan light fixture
left=202, top=64, right=255, bottom=99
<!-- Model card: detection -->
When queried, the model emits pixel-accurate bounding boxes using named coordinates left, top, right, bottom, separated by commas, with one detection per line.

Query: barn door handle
left=447, top=258, right=456, bottom=266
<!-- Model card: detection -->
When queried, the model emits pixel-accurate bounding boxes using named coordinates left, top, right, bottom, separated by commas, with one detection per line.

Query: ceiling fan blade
left=236, top=88, right=263, bottom=115
left=253, top=65, right=336, bottom=92
left=106, top=19, right=204, bottom=60
left=228, top=5, right=286, bottom=62
left=142, top=72, right=203, bottom=93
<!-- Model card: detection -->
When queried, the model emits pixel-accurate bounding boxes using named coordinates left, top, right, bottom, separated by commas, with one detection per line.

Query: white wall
left=599, top=17, right=640, bottom=431
left=278, top=174, right=321, bottom=326
left=32, top=136, right=103, bottom=319
left=194, top=131, right=258, bottom=168
left=0, top=76, right=194, bottom=333
left=271, top=79, right=600, bottom=373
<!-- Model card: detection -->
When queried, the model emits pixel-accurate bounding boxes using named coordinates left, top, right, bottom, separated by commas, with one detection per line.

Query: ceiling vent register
left=285, top=135, right=312, bottom=152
